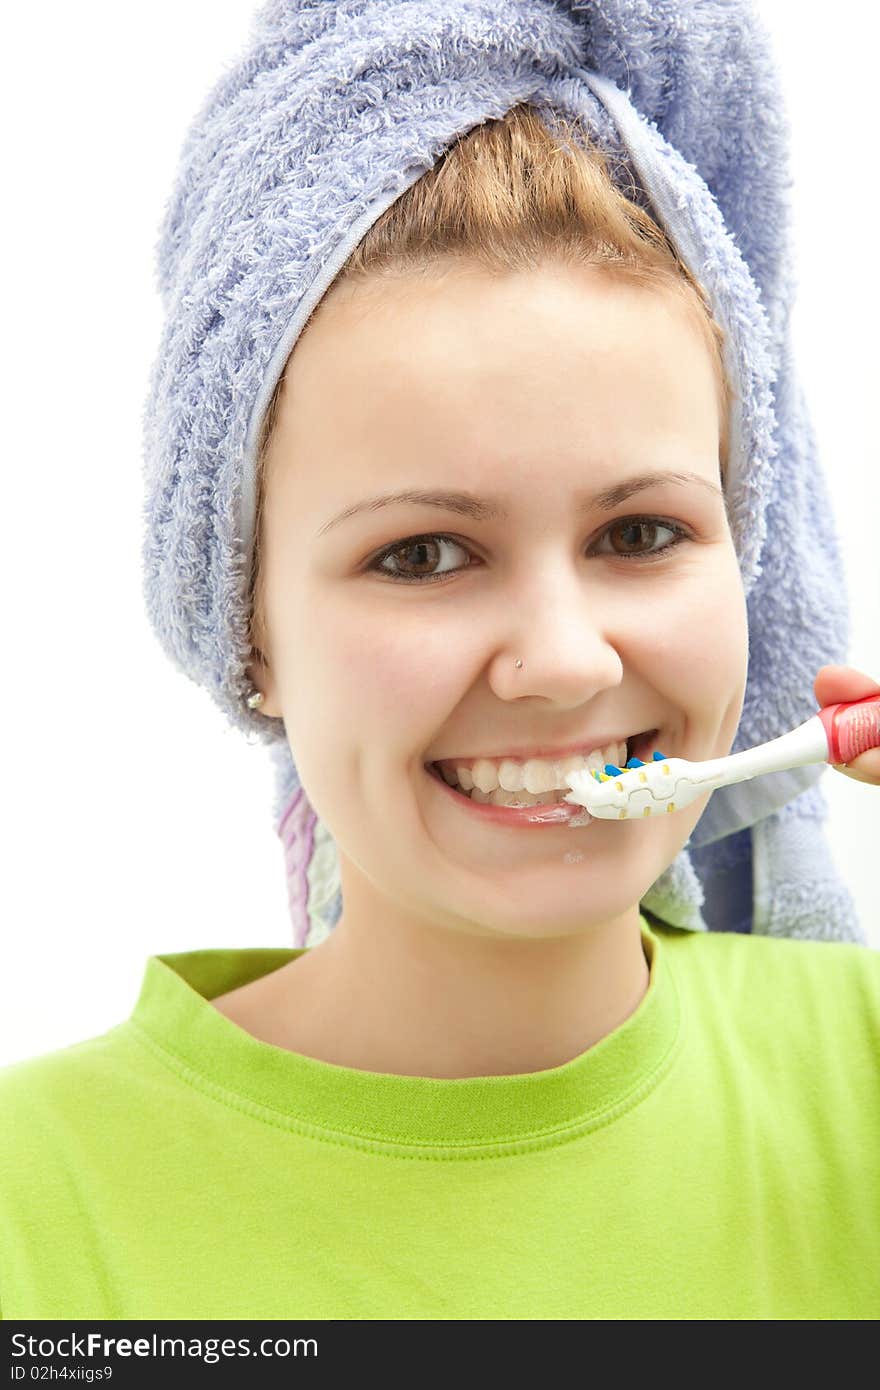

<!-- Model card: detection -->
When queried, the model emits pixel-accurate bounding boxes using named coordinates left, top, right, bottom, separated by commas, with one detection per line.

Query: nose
left=488, top=564, right=624, bottom=705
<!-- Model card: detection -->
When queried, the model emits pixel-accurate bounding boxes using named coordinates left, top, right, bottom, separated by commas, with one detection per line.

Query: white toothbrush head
left=562, top=753, right=707, bottom=820
left=562, top=698, right=878, bottom=823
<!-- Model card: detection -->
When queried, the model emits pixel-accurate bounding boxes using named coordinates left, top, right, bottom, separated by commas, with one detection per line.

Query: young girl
left=1, top=0, right=878, bottom=1321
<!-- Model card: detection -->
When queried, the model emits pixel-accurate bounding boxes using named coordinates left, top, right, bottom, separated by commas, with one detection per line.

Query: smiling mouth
left=425, top=730, right=660, bottom=808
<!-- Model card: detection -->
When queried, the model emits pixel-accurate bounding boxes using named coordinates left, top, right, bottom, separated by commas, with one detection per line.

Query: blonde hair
left=249, top=103, right=731, bottom=658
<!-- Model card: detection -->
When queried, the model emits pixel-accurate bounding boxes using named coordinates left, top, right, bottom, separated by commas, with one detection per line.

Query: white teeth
left=497, top=759, right=525, bottom=793
left=444, top=740, right=630, bottom=800
left=450, top=739, right=628, bottom=795
left=521, top=759, right=556, bottom=794
left=490, top=786, right=526, bottom=806
left=489, top=786, right=572, bottom=808
left=471, top=758, right=500, bottom=793
left=559, top=753, right=589, bottom=776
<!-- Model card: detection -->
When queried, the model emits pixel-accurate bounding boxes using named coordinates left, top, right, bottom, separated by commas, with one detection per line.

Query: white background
left=1, top=2, right=877, bottom=1067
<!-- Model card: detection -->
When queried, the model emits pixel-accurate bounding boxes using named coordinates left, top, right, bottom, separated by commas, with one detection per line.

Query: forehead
left=269, top=262, right=720, bottom=498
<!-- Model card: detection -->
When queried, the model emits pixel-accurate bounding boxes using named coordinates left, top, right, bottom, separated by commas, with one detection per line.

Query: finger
left=831, top=748, right=880, bottom=787
left=814, top=664, right=880, bottom=710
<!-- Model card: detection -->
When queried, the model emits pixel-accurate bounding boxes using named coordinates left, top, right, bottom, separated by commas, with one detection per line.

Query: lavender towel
left=142, top=0, right=864, bottom=947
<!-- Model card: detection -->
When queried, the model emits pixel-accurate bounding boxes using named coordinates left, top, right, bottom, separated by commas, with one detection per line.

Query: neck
left=227, top=902, right=651, bottom=1079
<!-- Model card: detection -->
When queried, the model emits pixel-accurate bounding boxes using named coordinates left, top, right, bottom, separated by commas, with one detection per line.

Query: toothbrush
left=562, top=694, right=880, bottom=821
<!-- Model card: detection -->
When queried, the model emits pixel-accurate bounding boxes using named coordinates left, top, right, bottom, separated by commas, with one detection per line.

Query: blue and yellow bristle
left=590, top=750, right=668, bottom=783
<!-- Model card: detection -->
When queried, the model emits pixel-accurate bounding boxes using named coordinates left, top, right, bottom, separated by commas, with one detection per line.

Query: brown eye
left=600, top=518, right=686, bottom=561
left=371, top=535, right=472, bottom=583
left=609, top=520, right=660, bottom=554
left=368, top=517, right=688, bottom=587
left=387, top=538, right=441, bottom=577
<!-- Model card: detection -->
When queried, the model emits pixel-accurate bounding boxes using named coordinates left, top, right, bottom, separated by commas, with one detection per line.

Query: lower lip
left=425, top=762, right=594, bottom=829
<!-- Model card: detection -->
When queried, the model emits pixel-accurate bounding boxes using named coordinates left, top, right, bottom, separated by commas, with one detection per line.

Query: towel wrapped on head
left=141, top=0, right=863, bottom=946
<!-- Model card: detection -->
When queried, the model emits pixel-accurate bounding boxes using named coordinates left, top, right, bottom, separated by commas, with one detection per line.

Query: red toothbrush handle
left=817, top=694, right=880, bottom=764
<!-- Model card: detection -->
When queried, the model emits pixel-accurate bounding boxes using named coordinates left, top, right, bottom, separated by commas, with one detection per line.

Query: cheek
left=669, top=582, right=745, bottom=669
left=279, top=604, right=458, bottom=838
left=295, top=603, right=453, bottom=739
left=639, top=556, right=749, bottom=725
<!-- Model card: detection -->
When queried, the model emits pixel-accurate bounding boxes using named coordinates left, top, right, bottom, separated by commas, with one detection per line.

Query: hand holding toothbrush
left=814, top=665, right=880, bottom=787
left=562, top=664, right=880, bottom=821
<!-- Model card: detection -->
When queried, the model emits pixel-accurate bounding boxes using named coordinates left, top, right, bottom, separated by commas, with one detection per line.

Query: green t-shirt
left=1, top=917, right=878, bottom=1320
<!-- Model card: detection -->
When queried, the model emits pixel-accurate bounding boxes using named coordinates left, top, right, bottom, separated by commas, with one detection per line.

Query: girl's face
left=253, top=261, right=749, bottom=942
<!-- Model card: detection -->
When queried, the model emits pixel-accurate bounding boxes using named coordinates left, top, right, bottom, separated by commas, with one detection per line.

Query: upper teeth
left=437, top=741, right=629, bottom=794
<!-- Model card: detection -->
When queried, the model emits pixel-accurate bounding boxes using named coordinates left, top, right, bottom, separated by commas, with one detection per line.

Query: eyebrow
left=315, top=470, right=724, bottom=537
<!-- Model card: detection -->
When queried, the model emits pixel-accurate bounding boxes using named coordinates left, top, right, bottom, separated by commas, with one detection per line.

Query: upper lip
left=428, top=730, right=654, bottom=767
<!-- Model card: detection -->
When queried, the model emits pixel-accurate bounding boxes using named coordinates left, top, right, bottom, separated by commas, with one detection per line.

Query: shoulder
left=0, top=1029, right=105, bottom=1110
left=0, top=1026, right=148, bottom=1177
left=0, top=1032, right=106, bottom=1104
left=658, top=922, right=880, bottom=982
left=655, top=925, right=880, bottom=1068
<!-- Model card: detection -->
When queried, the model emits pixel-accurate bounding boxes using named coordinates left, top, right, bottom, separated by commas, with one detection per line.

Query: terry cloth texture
left=141, top=0, right=863, bottom=946
left=2, top=918, right=879, bottom=1319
